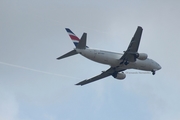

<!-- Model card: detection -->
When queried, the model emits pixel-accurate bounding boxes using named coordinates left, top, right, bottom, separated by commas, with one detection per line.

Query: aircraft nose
left=158, top=65, right=161, bottom=70
left=153, top=60, right=161, bottom=70
left=156, top=63, right=161, bottom=70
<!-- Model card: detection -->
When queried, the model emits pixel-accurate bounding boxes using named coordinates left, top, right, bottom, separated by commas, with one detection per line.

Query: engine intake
left=114, top=72, right=126, bottom=80
left=136, top=53, right=148, bottom=60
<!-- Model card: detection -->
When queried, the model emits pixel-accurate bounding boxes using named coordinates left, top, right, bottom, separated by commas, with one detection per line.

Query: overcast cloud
left=0, top=0, right=180, bottom=120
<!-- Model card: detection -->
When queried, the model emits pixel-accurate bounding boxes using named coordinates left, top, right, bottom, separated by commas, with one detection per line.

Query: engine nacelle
left=115, top=72, right=126, bottom=80
left=136, top=53, right=148, bottom=60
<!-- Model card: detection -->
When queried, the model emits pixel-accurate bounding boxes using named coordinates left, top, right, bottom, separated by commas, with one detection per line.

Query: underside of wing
left=76, top=67, right=115, bottom=86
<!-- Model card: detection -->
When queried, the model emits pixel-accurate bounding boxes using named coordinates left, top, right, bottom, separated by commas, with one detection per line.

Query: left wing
left=76, top=67, right=115, bottom=86
left=120, top=26, right=143, bottom=63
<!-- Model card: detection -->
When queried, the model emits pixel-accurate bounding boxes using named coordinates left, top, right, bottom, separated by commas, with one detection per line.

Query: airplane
left=57, top=26, right=161, bottom=86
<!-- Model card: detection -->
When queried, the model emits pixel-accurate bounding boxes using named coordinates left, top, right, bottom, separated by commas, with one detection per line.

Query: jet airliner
left=57, top=26, right=161, bottom=86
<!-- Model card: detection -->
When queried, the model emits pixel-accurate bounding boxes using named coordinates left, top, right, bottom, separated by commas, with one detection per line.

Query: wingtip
left=75, top=83, right=82, bottom=86
left=75, top=83, right=84, bottom=86
left=75, top=80, right=87, bottom=86
left=138, top=26, right=143, bottom=29
left=75, top=82, right=83, bottom=86
left=56, top=57, right=61, bottom=60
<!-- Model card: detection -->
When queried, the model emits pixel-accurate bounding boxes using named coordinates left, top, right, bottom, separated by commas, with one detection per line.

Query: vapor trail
left=0, top=61, right=80, bottom=80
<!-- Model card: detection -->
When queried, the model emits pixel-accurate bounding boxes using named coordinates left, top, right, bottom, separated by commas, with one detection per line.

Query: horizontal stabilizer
left=77, top=33, right=87, bottom=49
left=57, top=49, right=77, bottom=60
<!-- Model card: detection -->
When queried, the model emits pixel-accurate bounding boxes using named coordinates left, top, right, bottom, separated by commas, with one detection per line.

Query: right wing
left=120, top=26, right=143, bottom=62
left=76, top=67, right=115, bottom=86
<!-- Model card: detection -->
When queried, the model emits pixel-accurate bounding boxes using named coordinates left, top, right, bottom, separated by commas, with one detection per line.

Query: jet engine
left=114, top=72, right=126, bottom=80
left=136, top=53, right=148, bottom=60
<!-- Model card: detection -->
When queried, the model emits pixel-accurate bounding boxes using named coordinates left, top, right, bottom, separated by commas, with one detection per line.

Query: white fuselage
left=76, top=48, right=161, bottom=72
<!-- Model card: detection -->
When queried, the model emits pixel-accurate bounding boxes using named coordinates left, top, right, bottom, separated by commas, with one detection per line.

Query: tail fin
left=65, top=28, right=80, bottom=47
left=65, top=28, right=88, bottom=49
left=57, top=29, right=88, bottom=60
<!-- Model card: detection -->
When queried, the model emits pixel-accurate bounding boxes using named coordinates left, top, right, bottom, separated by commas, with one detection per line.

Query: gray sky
left=0, top=0, right=180, bottom=120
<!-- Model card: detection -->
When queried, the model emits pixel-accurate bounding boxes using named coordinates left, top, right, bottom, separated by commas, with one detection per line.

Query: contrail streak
left=0, top=61, right=80, bottom=80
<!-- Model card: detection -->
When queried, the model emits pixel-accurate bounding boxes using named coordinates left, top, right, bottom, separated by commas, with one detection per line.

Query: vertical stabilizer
left=65, top=28, right=87, bottom=49
left=65, top=28, right=80, bottom=47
